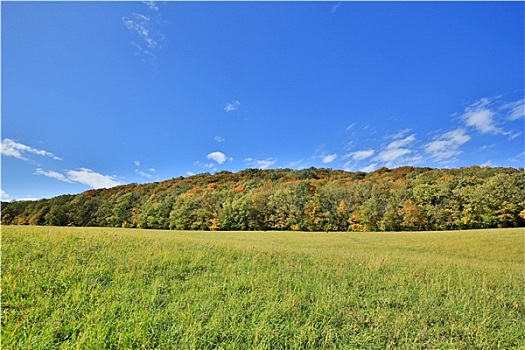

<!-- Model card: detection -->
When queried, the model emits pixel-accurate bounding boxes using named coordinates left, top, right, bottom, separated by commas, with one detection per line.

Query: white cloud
left=289, top=159, right=305, bottom=169
left=143, top=1, right=159, bottom=12
left=508, top=131, right=523, bottom=140
left=245, top=158, right=276, bottom=169
left=136, top=169, right=153, bottom=178
left=360, top=163, right=378, bottom=173
left=133, top=162, right=157, bottom=180
left=375, top=148, right=412, bottom=163
left=66, top=168, right=122, bottom=189
left=322, top=154, right=337, bottom=164
left=1, top=138, right=61, bottom=161
left=374, top=134, right=418, bottom=167
left=214, top=136, right=225, bottom=143
left=123, top=14, right=158, bottom=49
left=501, top=98, right=524, bottom=121
left=424, top=128, right=471, bottom=162
left=1, top=189, right=10, bottom=201
left=35, top=168, right=73, bottom=183
left=123, top=2, right=164, bottom=63
left=194, top=161, right=215, bottom=169
left=344, top=132, right=420, bottom=170
left=207, top=151, right=230, bottom=165
left=464, top=109, right=498, bottom=134
left=135, top=168, right=156, bottom=179
left=32, top=166, right=122, bottom=189
left=224, top=100, right=240, bottom=112
left=461, top=98, right=503, bottom=134
left=388, top=128, right=412, bottom=140
left=386, top=134, right=416, bottom=149
left=346, top=149, right=375, bottom=161
left=480, top=160, right=495, bottom=167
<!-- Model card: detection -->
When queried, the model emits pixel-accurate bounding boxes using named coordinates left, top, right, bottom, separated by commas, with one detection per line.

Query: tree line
left=2, top=166, right=525, bottom=232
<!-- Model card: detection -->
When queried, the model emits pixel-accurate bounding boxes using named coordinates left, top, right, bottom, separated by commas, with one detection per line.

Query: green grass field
left=2, top=226, right=524, bottom=349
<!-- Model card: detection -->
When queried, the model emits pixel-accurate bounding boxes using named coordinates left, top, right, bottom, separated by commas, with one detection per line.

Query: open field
left=2, top=226, right=524, bottom=349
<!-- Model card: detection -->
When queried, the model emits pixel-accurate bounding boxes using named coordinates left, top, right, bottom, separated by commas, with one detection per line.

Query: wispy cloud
left=224, top=100, right=240, bottom=112
left=130, top=41, right=158, bottom=63
left=322, top=153, right=337, bottom=164
left=424, top=128, right=471, bottom=162
left=375, top=148, right=413, bottom=164
left=66, top=168, right=122, bottom=189
left=461, top=98, right=503, bottom=134
left=1, top=189, right=10, bottom=201
left=134, top=161, right=158, bottom=180
left=331, top=2, right=342, bottom=13
left=122, top=1, right=165, bottom=63
left=245, top=158, right=276, bottom=169
left=374, top=134, right=419, bottom=167
left=143, top=0, right=159, bottom=12
left=33, top=166, right=122, bottom=189
left=459, top=96, right=525, bottom=139
left=35, top=168, right=73, bottom=183
left=207, top=151, right=231, bottom=165
left=360, top=163, right=378, bottom=173
left=501, top=97, right=524, bottom=121
left=123, top=13, right=158, bottom=48
left=343, top=131, right=420, bottom=171
left=387, top=128, right=412, bottom=140
left=345, top=149, right=375, bottom=161
left=135, top=169, right=154, bottom=179
left=385, top=134, right=416, bottom=149
left=1, top=138, right=61, bottom=161
left=289, top=159, right=306, bottom=169
left=508, top=151, right=525, bottom=165
left=214, top=136, right=225, bottom=143
left=194, top=161, right=215, bottom=169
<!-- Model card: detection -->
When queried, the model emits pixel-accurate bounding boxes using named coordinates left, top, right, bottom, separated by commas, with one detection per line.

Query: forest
left=2, top=166, right=525, bottom=232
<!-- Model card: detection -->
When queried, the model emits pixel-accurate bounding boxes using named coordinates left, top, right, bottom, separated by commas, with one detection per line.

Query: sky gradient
left=2, top=1, right=524, bottom=201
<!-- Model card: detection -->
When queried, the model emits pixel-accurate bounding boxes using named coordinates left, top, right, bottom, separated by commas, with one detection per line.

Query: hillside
left=2, top=166, right=524, bottom=231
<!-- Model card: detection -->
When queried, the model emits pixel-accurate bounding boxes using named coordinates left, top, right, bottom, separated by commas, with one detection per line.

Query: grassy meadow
left=2, top=226, right=524, bottom=349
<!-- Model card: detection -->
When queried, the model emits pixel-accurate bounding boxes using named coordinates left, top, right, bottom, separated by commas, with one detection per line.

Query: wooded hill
left=2, top=166, right=525, bottom=231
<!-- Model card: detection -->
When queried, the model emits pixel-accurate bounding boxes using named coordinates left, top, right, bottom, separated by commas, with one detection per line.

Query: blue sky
left=2, top=1, right=524, bottom=201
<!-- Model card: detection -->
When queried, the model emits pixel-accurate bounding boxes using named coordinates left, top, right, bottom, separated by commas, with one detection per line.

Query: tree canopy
left=3, top=166, right=524, bottom=232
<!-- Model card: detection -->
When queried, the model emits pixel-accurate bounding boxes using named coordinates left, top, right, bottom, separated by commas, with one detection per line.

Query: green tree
left=45, top=206, right=67, bottom=226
